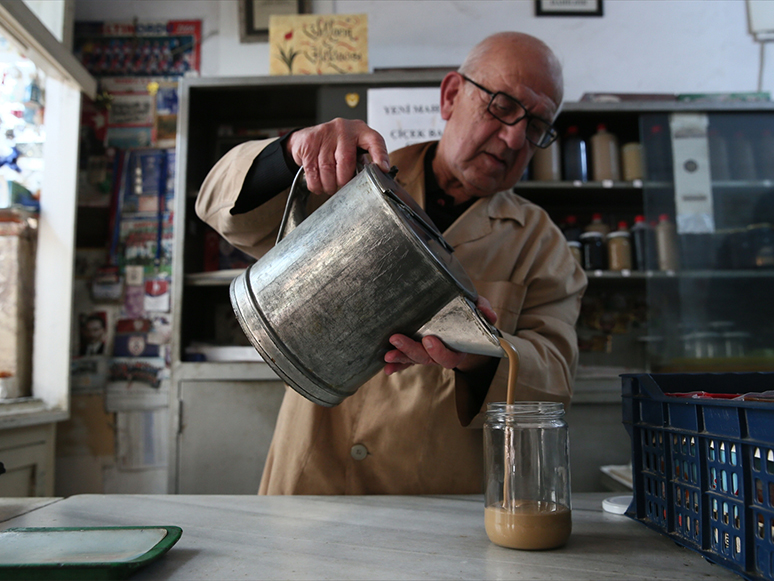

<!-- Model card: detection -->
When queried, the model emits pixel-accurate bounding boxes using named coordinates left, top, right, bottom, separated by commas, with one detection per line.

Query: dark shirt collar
left=423, top=143, right=475, bottom=233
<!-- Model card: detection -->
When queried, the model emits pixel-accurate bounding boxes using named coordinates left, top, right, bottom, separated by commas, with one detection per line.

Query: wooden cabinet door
left=0, top=424, right=55, bottom=497
left=177, top=380, right=285, bottom=494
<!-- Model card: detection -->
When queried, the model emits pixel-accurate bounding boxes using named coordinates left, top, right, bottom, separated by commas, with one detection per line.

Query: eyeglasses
left=459, top=74, right=558, bottom=149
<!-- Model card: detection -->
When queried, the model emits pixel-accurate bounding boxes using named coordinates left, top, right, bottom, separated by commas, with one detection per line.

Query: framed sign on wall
left=239, top=0, right=311, bottom=42
left=535, top=0, right=603, bottom=17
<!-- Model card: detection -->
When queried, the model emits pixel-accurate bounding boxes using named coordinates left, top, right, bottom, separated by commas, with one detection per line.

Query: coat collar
left=389, top=141, right=526, bottom=246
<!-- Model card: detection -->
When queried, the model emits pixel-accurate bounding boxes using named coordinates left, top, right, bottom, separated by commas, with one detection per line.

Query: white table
left=0, top=493, right=739, bottom=580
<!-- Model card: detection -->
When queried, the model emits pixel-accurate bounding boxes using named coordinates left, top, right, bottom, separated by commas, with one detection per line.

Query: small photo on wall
left=79, top=311, right=108, bottom=356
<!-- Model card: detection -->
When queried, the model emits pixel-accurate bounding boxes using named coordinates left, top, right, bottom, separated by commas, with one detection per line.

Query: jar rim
left=486, top=401, right=565, bottom=416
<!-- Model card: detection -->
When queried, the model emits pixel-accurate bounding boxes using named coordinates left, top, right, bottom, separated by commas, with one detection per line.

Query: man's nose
left=498, top=118, right=529, bottom=150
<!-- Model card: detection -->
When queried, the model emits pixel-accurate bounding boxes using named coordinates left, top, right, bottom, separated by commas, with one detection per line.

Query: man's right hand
left=284, top=118, right=390, bottom=196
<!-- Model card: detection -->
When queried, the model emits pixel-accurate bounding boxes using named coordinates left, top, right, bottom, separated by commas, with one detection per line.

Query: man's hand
left=284, top=118, right=390, bottom=196
left=384, top=296, right=498, bottom=376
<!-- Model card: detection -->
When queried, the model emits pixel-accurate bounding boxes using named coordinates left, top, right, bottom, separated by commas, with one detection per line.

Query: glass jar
left=722, top=331, right=749, bottom=358
left=693, top=331, right=722, bottom=359
left=606, top=231, right=632, bottom=271
left=567, top=240, right=582, bottom=266
left=483, top=402, right=571, bottom=550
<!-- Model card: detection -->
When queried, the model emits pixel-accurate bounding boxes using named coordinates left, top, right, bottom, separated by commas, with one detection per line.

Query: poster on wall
left=367, top=87, right=444, bottom=153
left=99, top=78, right=180, bottom=149
left=268, top=14, right=368, bottom=75
left=73, top=20, right=201, bottom=77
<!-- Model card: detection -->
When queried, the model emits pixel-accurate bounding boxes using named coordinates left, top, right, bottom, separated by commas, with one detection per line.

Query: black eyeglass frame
left=459, top=73, right=558, bottom=149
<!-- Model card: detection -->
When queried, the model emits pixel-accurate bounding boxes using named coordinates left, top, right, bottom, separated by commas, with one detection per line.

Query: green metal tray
left=0, top=525, right=183, bottom=580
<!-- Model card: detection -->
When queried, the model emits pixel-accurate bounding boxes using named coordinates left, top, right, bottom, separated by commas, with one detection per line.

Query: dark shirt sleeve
left=230, top=131, right=299, bottom=215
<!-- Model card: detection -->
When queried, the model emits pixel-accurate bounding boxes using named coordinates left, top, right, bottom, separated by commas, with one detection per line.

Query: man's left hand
left=384, top=296, right=497, bottom=375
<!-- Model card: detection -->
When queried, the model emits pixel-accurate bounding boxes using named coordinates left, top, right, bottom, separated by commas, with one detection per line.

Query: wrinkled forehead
left=477, top=56, right=562, bottom=120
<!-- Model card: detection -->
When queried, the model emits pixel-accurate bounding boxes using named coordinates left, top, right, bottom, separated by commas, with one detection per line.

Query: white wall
left=74, top=0, right=770, bottom=102
left=24, top=0, right=70, bottom=45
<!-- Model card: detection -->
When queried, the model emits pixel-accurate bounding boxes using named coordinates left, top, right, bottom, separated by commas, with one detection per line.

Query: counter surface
left=1, top=493, right=738, bottom=580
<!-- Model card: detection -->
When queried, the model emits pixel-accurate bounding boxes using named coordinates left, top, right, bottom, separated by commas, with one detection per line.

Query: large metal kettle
left=229, top=163, right=505, bottom=407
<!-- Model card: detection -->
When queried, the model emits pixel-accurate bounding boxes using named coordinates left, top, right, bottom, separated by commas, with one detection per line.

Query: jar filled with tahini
left=483, top=402, right=571, bottom=550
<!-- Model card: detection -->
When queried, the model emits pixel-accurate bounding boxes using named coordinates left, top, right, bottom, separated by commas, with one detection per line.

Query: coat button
left=350, top=444, right=368, bottom=460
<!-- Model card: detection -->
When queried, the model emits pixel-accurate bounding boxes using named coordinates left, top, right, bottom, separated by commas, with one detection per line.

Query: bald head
left=459, top=32, right=564, bottom=108
left=433, top=31, right=564, bottom=202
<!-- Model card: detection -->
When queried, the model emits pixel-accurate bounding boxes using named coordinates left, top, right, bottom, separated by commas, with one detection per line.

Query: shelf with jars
left=513, top=102, right=774, bottom=377
left=172, top=90, right=774, bottom=380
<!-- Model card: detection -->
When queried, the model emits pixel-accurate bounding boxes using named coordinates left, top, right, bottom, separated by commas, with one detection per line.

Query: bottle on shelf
left=579, top=231, right=606, bottom=271
left=561, top=126, right=588, bottom=182
left=560, top=214, right=582, bottom=242
left=707, top=128, right=730, bottom=181
left=729, top=130, right=756, bottom=181
left=643, top=123, right=672, bottom=182
left=532, top=139, right=561, bottom=181
left=655, top=213, right=680, bottom=271
left=621, top=142, right=643, bottom=181
left=584, top=212, right=610, bottom=236
left=590, top=123, right=621, bottom=181
left=606, top=221, right=632, bottom=271
left=630, top=215, right=658, bottom=271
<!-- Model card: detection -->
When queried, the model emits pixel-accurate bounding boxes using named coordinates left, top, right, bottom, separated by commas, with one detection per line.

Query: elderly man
left=196, top=31, right=587, bottom=495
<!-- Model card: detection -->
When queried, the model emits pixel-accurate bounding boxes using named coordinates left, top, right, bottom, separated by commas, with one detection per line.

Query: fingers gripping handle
left=276, top=149, right=375, bottom=244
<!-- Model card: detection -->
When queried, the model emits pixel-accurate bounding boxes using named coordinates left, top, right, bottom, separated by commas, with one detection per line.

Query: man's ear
left=439, top=72, right=463, bottom=122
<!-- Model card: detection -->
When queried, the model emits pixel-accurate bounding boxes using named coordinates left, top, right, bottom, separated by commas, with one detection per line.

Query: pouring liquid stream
left=500, top=337, right=520, bottom=406
left=499, top=337, right=520, bottom=510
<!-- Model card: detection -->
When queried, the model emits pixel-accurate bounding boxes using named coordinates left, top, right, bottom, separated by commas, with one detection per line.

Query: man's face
left=85, top=319, right=105, bottom=342
left=438, top=57, right=561, bottom=199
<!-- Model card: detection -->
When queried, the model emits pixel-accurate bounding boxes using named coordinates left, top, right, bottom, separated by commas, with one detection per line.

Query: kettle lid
left=364, top=164, right=478, bottom=301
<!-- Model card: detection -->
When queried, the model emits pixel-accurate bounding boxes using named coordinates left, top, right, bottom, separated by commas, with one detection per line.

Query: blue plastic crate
left=622, top=372, right=774, bottom=581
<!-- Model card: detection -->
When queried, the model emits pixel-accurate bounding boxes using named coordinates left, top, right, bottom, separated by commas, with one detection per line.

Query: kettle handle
left=276, top=166, right=310, bottom=244
left=276, top=150, right=376, bottom=244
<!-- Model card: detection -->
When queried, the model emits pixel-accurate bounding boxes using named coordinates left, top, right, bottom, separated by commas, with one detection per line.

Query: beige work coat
left=196, top=140, right=587, bottom=495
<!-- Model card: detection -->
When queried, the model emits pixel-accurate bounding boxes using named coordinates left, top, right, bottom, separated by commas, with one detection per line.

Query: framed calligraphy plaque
left=268, top=14, right=368, bottom=75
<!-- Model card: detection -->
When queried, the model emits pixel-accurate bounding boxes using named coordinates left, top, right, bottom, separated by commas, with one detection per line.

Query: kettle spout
left=414, top=295, right=506, bottom=358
